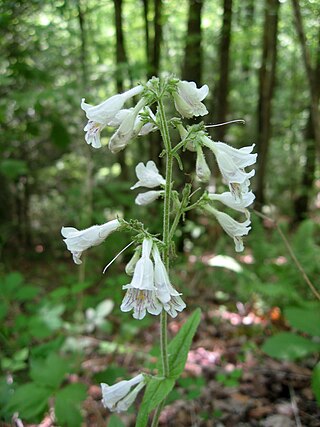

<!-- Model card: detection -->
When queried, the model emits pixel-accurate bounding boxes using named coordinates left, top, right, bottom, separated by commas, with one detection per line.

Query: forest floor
left=80, top=305, right=320, bottom=427
left=5, top=302, right=320, bottom=427
left=4, top=258, right=320, bottom=427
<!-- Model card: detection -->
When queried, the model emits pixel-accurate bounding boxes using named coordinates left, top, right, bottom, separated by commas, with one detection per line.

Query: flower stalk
left=61, top=76, right=257, bottom=424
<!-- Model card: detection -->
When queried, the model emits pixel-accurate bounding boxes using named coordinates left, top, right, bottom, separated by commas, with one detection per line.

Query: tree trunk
left=114, top=0, right=130, bottom=93
left=293, top=27, right=320, bottom=222
left=214, top=0, right=233, bottom=141
left=291, top=0, right=320, bottom=154
left=143, top=0, right=164, bottom=166
left=182, top=0, right=204, bottom=85
left=113, top=0, right=130, bottom=180
left=255, top=0, right=280, bottom=208
left=142, top=0, right=151, bottom=74
left=143, top=0, right=163, bottom=79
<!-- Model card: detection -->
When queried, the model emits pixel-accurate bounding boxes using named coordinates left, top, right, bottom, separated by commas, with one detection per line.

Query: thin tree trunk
left=144, top=0, right=163, bottom=79
left=77, top=0, right=94, bottom=231
left=255, top=0, right=280, bottom=208
left=152, top=0, right=163, bottom=76
left=242, top=0, right=255, bottom=79
left=113, top=0, right=130, bottom=180
left=182, top=0, right=204, bottom=85
left=145, top=0, right=164, bottom=165
left=291, top=0, right=320, bottom=153
left=142, top=0, right=151, bottom=74
left=214, top=0, right=233, bottom=141
left=293, top=27, right=320, bottom=222
left=114, top=0, right=130, bottom=93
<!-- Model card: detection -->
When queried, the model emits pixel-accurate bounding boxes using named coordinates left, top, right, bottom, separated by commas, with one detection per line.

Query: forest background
left=1, top=0, right=320, bottom=426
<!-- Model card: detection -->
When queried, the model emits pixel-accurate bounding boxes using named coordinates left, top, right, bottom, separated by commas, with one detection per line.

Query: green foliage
left=284, top=306, right=320, bottom=336
left=136, top=309, right=201, bottom=426
left=5, top=383, right=52, bottom=422
left=1, top=348, right=28, bottom=373
left=54, top=383, right=87, bottom=427
left=177, top=376, right=206, bottom=400
left=29, top=353, right=70, bottom=389
left=262, top=332, right=319, bottom=361
left=216, top=368, right=242, bottom=388
left=109, top=414, right=126, bottom=427
left=163, top=308, right=201, bottom=378
left=135, top=378, right=175, bottom=427
left=312, top=362, right=320, bottom=406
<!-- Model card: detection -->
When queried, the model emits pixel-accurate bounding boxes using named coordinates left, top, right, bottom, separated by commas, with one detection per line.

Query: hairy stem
left=151, top=96, right=173, bottom=427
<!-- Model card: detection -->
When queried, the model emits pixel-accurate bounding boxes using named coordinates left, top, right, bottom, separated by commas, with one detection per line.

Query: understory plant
left=61, top=76, right=257, bottom=426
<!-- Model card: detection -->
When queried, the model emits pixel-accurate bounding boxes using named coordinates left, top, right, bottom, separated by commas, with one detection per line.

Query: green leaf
left=30, top=353, right=70, bottom=389
left=165, top=308, right=201, bottom=378
left=108, top=414, right=126, bottom=427
left=135, top=377, right=175, bottom=427
left=262, top=332, right=320, bottom=360
left=54, top=383, right=87, bottom=427
left=5, top=383, right=51, bottom=422
left=312, top=362, right=320, bottom=405
left=284, top=306, right=320, bottom=336
left=15, top=285, right=39, bottom=301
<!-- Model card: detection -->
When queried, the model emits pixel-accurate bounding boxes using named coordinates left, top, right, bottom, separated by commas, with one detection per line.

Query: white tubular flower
left=135, top=190, right=163, bottom=206
left=121, top=238, right=162, bottom=319
left=196, top=145, right=211, bottom=182
left=61, top=219, right=120, bottom=265
left=83, top=121, right=105, bottom=149
left=152, top=245, right=186, bottom=317
left=101, top=373, right=145, bottom=413
left=163, top=296, right=187, bottom=318
left=206, top=206, right=251, bottom=252
left=131, top=161, right=165, bottom=190
left=208, top=191, right=255, bottom=219
left=202, top=137, right=256, bottom=198
left=81, top=86, right=143, bottom=149
left=109, top=98, right=147, bottom=153
left=173, top=80, right=209, bottom=118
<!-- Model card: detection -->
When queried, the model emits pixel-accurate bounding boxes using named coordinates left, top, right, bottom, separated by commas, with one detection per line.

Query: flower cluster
left=61, top=77, right=257, bottom=417
left=175, top=123, right=256, bottom=252
left=121, top=238, right=185, bottom=319
left=81, top=85, right=155, bottom=152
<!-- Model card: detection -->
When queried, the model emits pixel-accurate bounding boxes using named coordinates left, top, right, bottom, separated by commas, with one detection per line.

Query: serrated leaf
left=164, top=308, right=201, bottom=378
left=55, top=383, right=87, bottom=427
left=5, top=382, right=51, bottom=422
left=284, top=306, right=320, bottom=336
left=30, top=353, right=70, bottom=389
left=262, top=332, right=320, bottom=360
left=135, top=378, right=175, bottom=427
left=312, top=362, right=320, bottom=405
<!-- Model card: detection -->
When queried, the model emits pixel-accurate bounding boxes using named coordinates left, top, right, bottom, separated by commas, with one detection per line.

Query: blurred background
left=0, top=0, right=320, bottom=426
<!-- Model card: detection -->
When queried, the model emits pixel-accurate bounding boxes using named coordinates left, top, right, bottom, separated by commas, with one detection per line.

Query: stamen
left=206, top=119, right=245, bottom=128
left=103, top=241, right=135, bottom=274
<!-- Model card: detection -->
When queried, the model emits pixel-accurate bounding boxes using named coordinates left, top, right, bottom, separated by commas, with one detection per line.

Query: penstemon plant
left=61, top=76, right=257, bottom=426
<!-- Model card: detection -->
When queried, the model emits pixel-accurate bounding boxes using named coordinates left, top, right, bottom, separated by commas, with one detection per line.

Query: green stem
left=150, top=96, right=173, bottom=427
